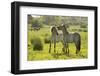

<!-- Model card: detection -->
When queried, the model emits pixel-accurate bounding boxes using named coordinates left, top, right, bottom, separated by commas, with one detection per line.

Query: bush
left=71, top=29, right=77, bottom=31
left=80, top=25, right=87, bottom=28
left=30, top=37, right=43, bottom=50
left=44, top=36, right=51, bottom=43
left=78, top=29, right=83, bottom=32
left=44, top=33, right=49, bottom=37
left=83, top=29, right=87, bottom=32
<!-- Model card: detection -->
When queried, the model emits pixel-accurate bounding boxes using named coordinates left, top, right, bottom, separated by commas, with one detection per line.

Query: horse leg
left=49, top=40, right=51, bottom=53
left=77, top=39, right=81, bottom=54
left=66, top=43, right=70, bottom=55
left=67, top=44, right=69, bottom=55
left=62, top=47, right=65, bottom=53
left=75, top=42, right=77, bottom=54
left=54, top=41, right=56, bottom=53
left=64, top=43, right=67, bottom=54
left=61, top=41, right=65, bottom=53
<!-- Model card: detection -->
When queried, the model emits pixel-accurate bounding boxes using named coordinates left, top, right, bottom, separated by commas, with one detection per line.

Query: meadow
left=27, top=25, right=88, bottom=61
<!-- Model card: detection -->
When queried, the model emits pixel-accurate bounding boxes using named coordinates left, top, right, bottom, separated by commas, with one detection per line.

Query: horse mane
left=63, top=24, right=69, bottom=34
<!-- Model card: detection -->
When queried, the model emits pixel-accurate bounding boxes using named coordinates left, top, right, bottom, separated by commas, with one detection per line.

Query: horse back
left=65, top=32, right=80, bottom=43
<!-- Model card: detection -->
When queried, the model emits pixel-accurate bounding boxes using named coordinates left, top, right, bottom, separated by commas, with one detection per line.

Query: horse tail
left=74, top=33, right=81, bottom=53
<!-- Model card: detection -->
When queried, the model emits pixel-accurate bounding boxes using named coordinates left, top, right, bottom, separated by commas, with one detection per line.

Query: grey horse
left=58, top=24, right=81, bottom=54
left=49, top=26, right=64, bottom=53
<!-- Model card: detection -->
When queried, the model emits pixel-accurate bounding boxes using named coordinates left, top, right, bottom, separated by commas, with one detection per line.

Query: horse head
left=57, top=24, right=69, bottom=34
left=51, top=26, right=59, bottom=35
left=57, top=24, right=65, bottom=30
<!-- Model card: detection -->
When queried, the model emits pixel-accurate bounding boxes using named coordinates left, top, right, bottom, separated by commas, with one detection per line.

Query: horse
left=58, top=24, right=81, bottom=54
left=49, top=26, right=64, bottom=53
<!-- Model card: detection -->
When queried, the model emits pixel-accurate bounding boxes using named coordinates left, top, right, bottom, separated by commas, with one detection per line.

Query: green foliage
left=83, top=29, right=87, bottom=32
left=28, top=26, right=88, bottom=61
left=71, top=29, right=78, bottom=31
left=31, top=37, right=43, bottom=51
left=31, top=18, right=43, bottom=27
left=80, top=25, right=87, bottom=28
left=78, top=29, right=83, bottom=32
left=44, top=36, right=51, bottom=43
left=28, top=15, right=88, bottom=28
left=28, top=15, right=88, bottom=61
left=28, top=15, right=33, bottom=24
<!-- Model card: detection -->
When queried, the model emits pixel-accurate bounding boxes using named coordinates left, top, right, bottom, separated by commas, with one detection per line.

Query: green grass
left=28, top=25, right=88, bottom=61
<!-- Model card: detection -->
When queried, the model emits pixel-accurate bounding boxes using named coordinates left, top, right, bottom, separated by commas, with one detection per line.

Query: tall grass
left=28, top=26, right=88, bottom=61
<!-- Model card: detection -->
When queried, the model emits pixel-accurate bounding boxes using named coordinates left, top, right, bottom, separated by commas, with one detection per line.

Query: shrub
left=28, top=42, right=31, bottom=49
left=71, top=29, right=77, bottom=31
left=30, top=37, right=43, bottom=50
left=78, top=29, right=83, bottom=32
left=80, top=25, right=87, bottom=28
left=44, top=33, right=49, bottom=37
left=83, top=29, right=87, bottom=32
left=44, top=36, right=51, bottom=43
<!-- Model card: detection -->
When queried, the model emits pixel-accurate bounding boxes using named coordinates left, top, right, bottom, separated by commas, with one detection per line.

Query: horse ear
left=64, top=24, right=69, bottom=28
left=63, top=24, right=66, bottom=27
left=61, top=24, right=63, bottom=26
left=56, top=29, right=59, bottom=35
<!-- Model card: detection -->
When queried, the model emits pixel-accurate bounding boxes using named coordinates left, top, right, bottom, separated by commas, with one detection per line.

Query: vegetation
left=30, top=37, right=43, bottom=50
left=28, top=15, right=88, bottom=61
left=44, top=36, right=51, bottom=43
left=28, top=15, right=88, bottom=27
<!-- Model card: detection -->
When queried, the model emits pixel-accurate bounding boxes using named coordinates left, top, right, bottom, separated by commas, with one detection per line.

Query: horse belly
left=67, top=34, right=74, bottom=43
left=56, top=34, right=63, bottom=42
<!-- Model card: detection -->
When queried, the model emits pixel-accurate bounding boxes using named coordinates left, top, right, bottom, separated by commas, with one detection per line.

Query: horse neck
left=55, top=29, right=58, bottom=35
left=62, top=27, right=69, bottom=35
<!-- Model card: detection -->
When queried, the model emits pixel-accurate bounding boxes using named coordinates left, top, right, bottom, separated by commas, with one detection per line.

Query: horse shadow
left=51, top=51, right=86, bottom=59
left=51, top=52, right=71, bottom=59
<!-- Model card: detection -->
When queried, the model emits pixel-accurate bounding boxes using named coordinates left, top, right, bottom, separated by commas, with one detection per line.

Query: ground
left=28, top=25, right=88, bottom=61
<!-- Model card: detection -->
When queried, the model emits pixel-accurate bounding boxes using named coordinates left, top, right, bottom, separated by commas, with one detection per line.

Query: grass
left=28, top=25, right=88, bottom=61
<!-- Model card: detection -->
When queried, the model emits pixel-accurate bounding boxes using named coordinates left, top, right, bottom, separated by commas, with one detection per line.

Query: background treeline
left=28, top=15, right=88, bottom=28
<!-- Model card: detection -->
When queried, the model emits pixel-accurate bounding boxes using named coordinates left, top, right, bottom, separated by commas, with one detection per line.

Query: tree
left=42, top=16, right=62, bottom=26
left=28, top=15, right=33, bottom=24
